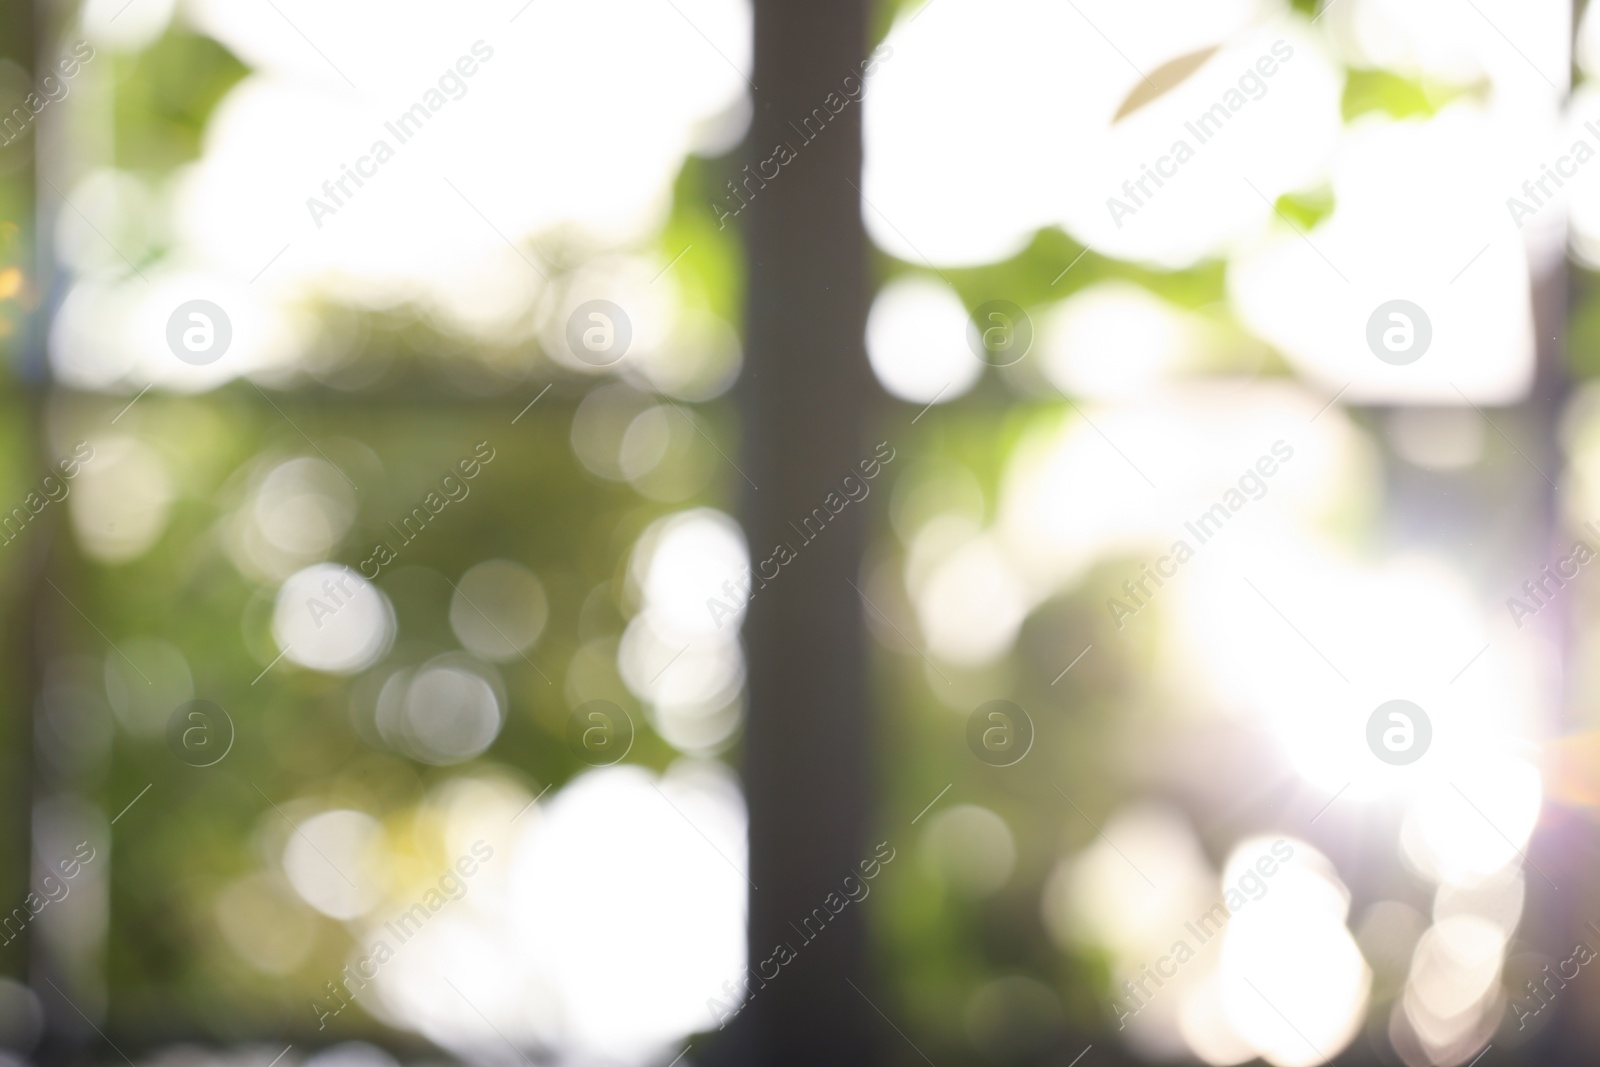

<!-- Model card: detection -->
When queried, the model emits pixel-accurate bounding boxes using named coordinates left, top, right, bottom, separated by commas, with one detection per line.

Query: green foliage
left=13, top=1, right=1569, bottom=1059
left=1275, top=185, right=1335, bottom=231
left=70, top=390, right=716, bottom=1038
left=0, top=216, right=27, bottom=378
left=113, top=29, right=248, bottom=172
left=873, top=225, right=1229, bottom=321
left=1342, top=67, right=1481, bottom=122
left=665, top=154, right=746, bottom=326
left=1570, top=268, right=1600, bottom=381
left=860, top=397, right=1183, bottom=1059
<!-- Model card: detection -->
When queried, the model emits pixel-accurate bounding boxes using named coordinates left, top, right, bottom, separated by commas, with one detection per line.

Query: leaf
left=1113, top=45, right=1221, bottom=124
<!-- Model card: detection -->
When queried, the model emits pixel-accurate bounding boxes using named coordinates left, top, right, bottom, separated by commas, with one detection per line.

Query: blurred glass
left=4, top=0, right=1600, bottom=1065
